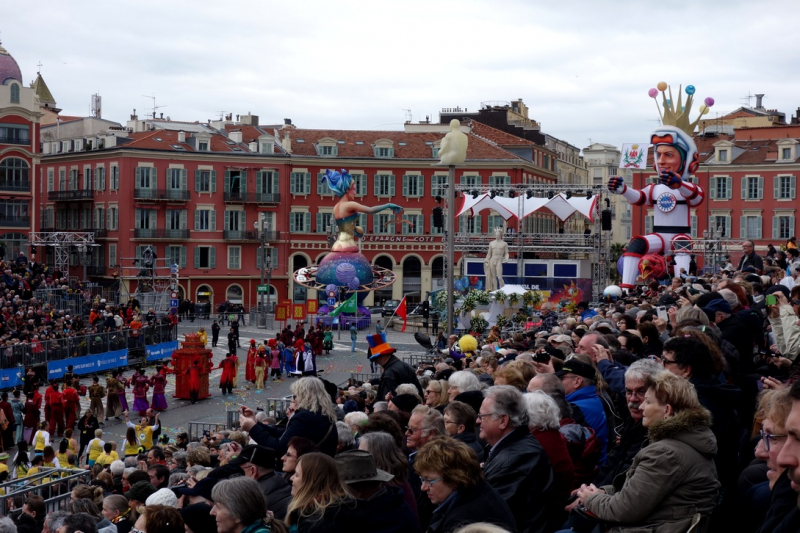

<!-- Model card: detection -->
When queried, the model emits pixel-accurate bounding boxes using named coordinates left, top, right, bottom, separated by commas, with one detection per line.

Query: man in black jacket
left=368, top=333, right=423, bottom=401
left=230, top=444, right=292, bottom=520
left=737, top=240, right=764, bottom=273
left=479, top=385, right=553, bottom=533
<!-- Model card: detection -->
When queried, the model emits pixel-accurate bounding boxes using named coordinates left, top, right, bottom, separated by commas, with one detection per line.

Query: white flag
left=620, top=143, right=650, bottom=170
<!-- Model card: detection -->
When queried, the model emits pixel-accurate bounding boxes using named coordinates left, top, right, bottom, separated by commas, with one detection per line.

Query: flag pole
left=385, top=295, right=407, bottom=328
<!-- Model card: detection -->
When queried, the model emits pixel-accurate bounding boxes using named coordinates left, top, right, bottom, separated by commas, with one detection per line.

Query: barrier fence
left=0, top=467, right=91, bottom=515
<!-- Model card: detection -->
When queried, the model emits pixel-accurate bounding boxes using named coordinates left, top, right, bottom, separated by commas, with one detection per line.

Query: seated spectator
left=556, top=358, right=609, bottom=464
left=209, top=476, right=288, bottom=533
left=415, top=437, right=516, bottom=533
left=442, top=401, right=484, bottom=462
left=358, top=431, right=418, bottom=518
left=285, top=453, right=351, bottom=531
left=575, top=372, right=720, bottom=532
left=133, top=505, right=183, bottom=533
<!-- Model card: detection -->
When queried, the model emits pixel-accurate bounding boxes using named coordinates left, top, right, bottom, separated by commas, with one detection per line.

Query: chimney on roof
left=249, top=141, right=257, bottom=152
left=282, top=131, right=292, bottom=154
left=178, top=131, right=186, bottom=143
left=755, top=94, right=765, bottom=109
left=229, top=130, right=243, bottom=144
left=241, top=113, right=259, bottom=126
left=131, top=109, right=137, bottom=120
left=284, top=118, right=292, bottom=126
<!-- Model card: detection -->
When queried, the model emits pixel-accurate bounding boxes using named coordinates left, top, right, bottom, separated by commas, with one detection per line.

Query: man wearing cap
left=124, top=480, right=157, bottom=510
left=557, top=359, right=609, bottom=464
left=703, top=297, right=751, bottom=368
left=177, top=477, right=217, bottom=506
left=368, top=333, right=423, bottom=402
left=229, top=444, right=291, bottom=520
left=332, top=449, right=420, bottom=531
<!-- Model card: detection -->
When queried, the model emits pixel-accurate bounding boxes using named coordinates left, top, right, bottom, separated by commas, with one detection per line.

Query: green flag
left=329, top=292, right=358, bottom=318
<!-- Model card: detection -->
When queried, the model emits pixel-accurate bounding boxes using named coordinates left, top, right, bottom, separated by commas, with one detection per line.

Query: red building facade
left=37, top=119, right=558, bottom=308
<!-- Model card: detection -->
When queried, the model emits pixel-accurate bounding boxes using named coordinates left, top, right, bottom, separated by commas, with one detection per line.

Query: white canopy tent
left=457, top=192, right=599, bottom=222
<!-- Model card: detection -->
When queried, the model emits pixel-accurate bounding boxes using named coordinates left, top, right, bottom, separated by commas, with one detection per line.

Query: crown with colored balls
left=648, top=82, right=714, bottom=136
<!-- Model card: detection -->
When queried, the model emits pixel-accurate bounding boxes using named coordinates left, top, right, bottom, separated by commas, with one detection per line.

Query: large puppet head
left=648, top=82, right=714, bottom=180
left=322, top=169, right=354, bottom=198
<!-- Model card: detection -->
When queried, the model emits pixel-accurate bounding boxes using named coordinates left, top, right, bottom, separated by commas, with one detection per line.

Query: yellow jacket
left=198, top=331, right=208, bottom=346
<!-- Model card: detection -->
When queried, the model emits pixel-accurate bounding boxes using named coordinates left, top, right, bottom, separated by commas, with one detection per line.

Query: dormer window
left=783, top=148, right=792, bottom=160
left=316, top=137, right=338, bottom=157
left=777, top=139, right=797, bottom=162
left=373, top=139, right=395, bottom=159
left=718, top=149, right=727, bottom=162
left=260, top=142, right=273, bottom=154
left=198, top=142, right=209, bottom=151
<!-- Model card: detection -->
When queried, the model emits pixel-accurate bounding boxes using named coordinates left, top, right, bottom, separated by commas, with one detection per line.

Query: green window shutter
left=740, top=216, right=746, bottom=238
left=774, top=176, right=780, bottom=199
left=390, top=175, right=396, bottom=196
left=374, top=174, right=379, bottom=196
left=792, top=176, right=797, bottom=199
left=791, top=217, right=797, bottom=237
left=418, top=175, right=424, bottom=197
left=741, top=177, right=747, bottom=200
left=181, top=169, right=187, bottom=190
left=224, top=211, right=230, bottom=231
left=489, top=176, right=495, bottom=187
left=709, top=177, right=716, bottom=199
left=756, top=217, right=762, bottom=239
left=180, top=246, right=186, bottom=268
left=256, top=171, right=263, bottom=194
left=149, top=210, right=156, bottom=228
left=402, top=175, right=408, bottom=196
left=773, top=215, right=780, bottom=239
left=242, top=211, right=246, bottom=230
left=194, top=209, right=200, bottom=230
left=210, top=248, right=216, bottom=269
left=317, top=173, right=325, bottom=196
left=333, top=146, right=338, bottom=156
left=210, top=211, right=216, bottom=230
left=211, top=171, right=217, bottom=192
left=475, top=215, right=482, bottom=233
left=316, top=213, right=322, bottom=232
left=135, top=167, right=141, bottom=186
left=241, top=170, right=247, bottom=194
left=758, top=176, right=764, bottom=199
left=373, top=215, right=379, bottom=234
left=224, top=171, right=231, bottom=193
left=304, top=172, right=311, bottom=194
left=134, top=208, right=141, bottom=229
left=194, top=247, right=200, bottom=268
left=195, top=170, right=201, bottom=192
left=272, top=172, right=279, bottom=195
left=180, top=210, right=187, bottom=230
left=151, top=168, right=158, bottom=189
left=304, top=213, right=311, bottom=233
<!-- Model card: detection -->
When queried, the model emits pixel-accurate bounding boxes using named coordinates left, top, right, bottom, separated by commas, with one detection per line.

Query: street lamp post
left=266, top=255, right=272, bottom=329
left=257, top=219, right=271, bottom=329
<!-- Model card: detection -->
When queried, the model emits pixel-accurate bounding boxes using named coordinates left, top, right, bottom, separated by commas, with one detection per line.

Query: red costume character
left=48, top=383, right=65, bottom=437
left=62, top=385, right=79, bottom=430
left=245, top=340, right=257, bottom=383
left=132, top=372, right=150, bottom=416
left=186, top=361, right=202, bottom=404
left=150, top=372, right=168, bottom=411
left=219, top=354, right=236, bottom=395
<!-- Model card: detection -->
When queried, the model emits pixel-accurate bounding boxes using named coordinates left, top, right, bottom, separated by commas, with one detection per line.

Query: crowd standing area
left=5, top=249, right=800, bottom=533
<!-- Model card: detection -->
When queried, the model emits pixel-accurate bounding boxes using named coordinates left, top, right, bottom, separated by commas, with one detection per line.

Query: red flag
left=397, top=296, right=407, bottom=332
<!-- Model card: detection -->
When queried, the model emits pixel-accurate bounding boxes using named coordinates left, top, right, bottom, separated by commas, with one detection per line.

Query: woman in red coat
left=186, top=360, right=202, bottom=404
left=245, top=339, right=257, bottom=383
left=218, top=353, right=236, bottom=395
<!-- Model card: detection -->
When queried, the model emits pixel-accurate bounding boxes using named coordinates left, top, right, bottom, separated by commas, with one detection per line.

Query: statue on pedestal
left=484, top=227, right=509, bottom=291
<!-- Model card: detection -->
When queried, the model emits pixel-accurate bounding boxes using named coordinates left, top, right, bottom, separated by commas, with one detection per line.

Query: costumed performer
left=132, top=369, right=150, bottom=416
left=218, top=353, right=236, bottom=395
left=115, top=370, right=130, bottom=413
left=322, top=169, right=403, bottom=253
left=149, top=370, right=168, bottom=411
left=245, top=339, right=257, bottom=383
left=186, top=359, right=202, bottom=405
left=254, top=351, right=267, bottom=390
left=609, top=82, right=711, bottom=289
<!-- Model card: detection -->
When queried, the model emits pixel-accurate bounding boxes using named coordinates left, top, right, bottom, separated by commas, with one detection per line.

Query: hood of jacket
left=647, top=407, right=717, bottom=458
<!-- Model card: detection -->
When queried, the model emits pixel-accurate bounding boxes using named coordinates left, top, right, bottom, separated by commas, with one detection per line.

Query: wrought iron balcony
left=223, top=230, right=259, bottom=241
left=133, top=228, right=190, bottom=240
left=47, top=189, right=94, bottom=202
left=223, top=191, right=281, bottom=204
left=134, top=188, right=190, bottom=201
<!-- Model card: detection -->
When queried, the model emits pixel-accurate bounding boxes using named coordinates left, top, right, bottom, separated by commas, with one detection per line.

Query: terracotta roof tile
left=469, top=120, right=535, bottom=147
left=126, top=130, right=196, bottom=151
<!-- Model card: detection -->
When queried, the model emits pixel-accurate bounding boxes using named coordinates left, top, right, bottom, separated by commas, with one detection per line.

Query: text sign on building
left=360, top=235, right=445, bottom=243
left=257, top=285, right=269, bottom=293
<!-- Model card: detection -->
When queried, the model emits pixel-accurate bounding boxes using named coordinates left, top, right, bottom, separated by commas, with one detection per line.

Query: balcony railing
left=223, top=230, right=259, bottom=241
left=0, top=218, right=30, bottom=228
left=134, top=188, right=190, bottom=201
left=0, top=179, right=30, bottom=192
left=134, top=228, right=190, bottom=240
left=223, top=191, right=281, bottom=204
left=48, top=189, right=94, bottom=201
left=0, top=136, right=30, bottom=145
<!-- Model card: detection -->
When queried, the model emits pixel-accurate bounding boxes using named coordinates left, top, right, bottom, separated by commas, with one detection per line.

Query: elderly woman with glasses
left=571, top=371, right=720, bottom=533
left=414, top=436, right=515, bottom=533
left=424, top=380, right=449, bottom=412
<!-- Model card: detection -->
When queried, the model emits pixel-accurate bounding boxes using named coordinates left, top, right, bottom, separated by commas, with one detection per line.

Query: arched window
left=226, top=284, right=243, bottom=304
left=0, top=158, right=30, bottom=190
left=9, top=84, right=19, bottom=104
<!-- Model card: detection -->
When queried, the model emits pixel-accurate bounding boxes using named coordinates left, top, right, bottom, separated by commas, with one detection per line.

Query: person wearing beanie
left=124, top=480, right=157, bottom=510
left=180, top=503, right=215, bottom=533
left=145, top=487, right=178, bottom=508
left=388, top=394, right=420, bottom=414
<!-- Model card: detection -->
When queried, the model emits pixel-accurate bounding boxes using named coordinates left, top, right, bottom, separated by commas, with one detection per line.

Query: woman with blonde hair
left=424, top=379, right=450, bottom=412
left=102, top=494, right=133, bottom=533
left=285, top=452, right=350, bottom=530
left=239, top=377, right=337, bottom=456
left=210, top=476, right=287, bottom=533
left=492, top=367, right=527, bottom=391
left=575, top=371, right=720, bottom=532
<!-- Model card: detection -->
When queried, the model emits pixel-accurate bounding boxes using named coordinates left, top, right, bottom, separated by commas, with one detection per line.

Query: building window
left=0, top=158, right=30, bottom=190
left=773, top=214, right=795, bottom=240
left=718, top=149, right=728, bottom=162
left=487, top=214, right=505, bottom=234
left=47, top=169, right=54, bottom=192
left=109, top=244, right=117, bottom=268
left=198, top=141, right=209, bottom=151
left=256, top=247, right=278, bottom=270
left=166, top=245, right=187, bottom=268
left=710, top=215, right=731, bottom=238
left=94, top=166, right=106, bottom=191
left=260, top=142, right=273, bottom=154
left=374, top=174, right=395, bottom=197
left=783, top=147, right=792, bottom=160
left=167, top=209, right=187, bottom=230
left=461, top=175, right=481, bottom=188
left=742, top=176, right=763, bottom=200
left=255, top=170, right=278, bottom=197
left=290, top=211, right=310, bottom=233
left=107, top=207, right=118, bottom=230
left=194, top=246, right=216, bottom=269
left=402, top=213, right=423, bottom=235
left=691, top=214, right=698, bottom=238
left=83, top=168, right=92, bottom=189
left=0, top=201, right=29, bottom=224
left=431, top=175, right=447, bottom=198
left=775, top=175, right=796, bottom=199
left=136, top=167, right=155, bottom=189
left=290, top=172, right=311, bottom=195
left=195, top=170, right=215, bottom=193
left=111, top=166, right=119, bottom=190
left=741, top=215, right=762, bottom=239
left=168, top=169, right=186, bottom=190
left=135, top=209, right=156, bottom=229
left=374, top=146, right=393, bottom=158
left=318, top=145, right=336, bottom=156
left=351, top=173, right=367, bottom=196
left=9, top=84, right=19, bottom=104
left=710, top=176, right=732, bottom=200
left=373, top=213, right=394, bottom=234
left=316, top=211, right=333, bottom=233
left=228, top=246, right=241, bottom=269
left=402, top=174, right=423, bottom=198
left=317, top=173, right=335, bottom=196
left=224, top=210, right=245, bottom=231
left=459, top=215, right=482, bottom=234
left=0, top=124, right=29, bottom=145
left=194, top=208, right=216, bottom=231
left=489, top=175, right=511, bottom=188
left=645, top=214, right=653, bottom=235
left=94, top=207, right=105, bottom=229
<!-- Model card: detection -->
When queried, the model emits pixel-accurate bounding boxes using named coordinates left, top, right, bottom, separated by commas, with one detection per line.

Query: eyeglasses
left=424, top=389, right=438, bottom=395
left=760, top=428, right=787, bottom=452
left=476, top=412, right=498, bottom=420
left=625, top=388, right=647, bottom=398
left=420, top=477, right=443, bottom=487
left=660, top=358, right=679, bottom=366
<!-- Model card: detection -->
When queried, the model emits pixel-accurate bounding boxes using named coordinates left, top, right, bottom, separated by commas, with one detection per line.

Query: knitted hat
left=389, top=394, right=420, bottom=414
left=124, top=481, right=157, bottom=503
left=145, top=488, right=178, bottom=508
left=181, top=504, right=216, bottom=533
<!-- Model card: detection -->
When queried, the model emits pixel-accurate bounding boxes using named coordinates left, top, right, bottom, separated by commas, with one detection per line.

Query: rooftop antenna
left=741, top=92, right=753, bottom=107
left=36, top=61, right=43, bottom=74
left=402, top=109, right=412, bottom=123
left=217, top=111, right=225, bottom=121
left=142, top=94, right=166, bottom=119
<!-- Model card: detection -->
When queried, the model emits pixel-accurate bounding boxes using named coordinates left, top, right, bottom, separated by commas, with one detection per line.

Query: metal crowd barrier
left=402, top=354, right=440, bottom=368
left=187, top=421, right=231, bottom=441
left=0, top=324, right=178, bottom=369
left=344, top=373, right=381, bottom=387
left=0, top=467, right=91, bottom=515
left=263, top=398, right=293, bottom=420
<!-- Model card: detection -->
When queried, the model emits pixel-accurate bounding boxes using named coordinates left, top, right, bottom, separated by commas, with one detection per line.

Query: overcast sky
left=4, top=0, right=800, bottom=150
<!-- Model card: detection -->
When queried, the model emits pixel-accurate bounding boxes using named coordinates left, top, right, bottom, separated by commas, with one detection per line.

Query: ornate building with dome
left=0, top=40, right=41, bottom=257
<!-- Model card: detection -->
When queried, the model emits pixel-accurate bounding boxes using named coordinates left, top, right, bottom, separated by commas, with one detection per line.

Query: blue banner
left=47, top=349, right=128, bottom=380
left=0, top=368, right=22, bottom=389
left=146, top=340, right=178, bottom=362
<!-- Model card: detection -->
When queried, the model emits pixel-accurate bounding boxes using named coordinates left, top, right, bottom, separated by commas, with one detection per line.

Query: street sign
left=171, top=292, right=178, bottom=299
left=170, top=299, right=179, bottom=308
left=257, top=285, right=269, bottom=293
left=327, top=298, right=336, bottom=306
